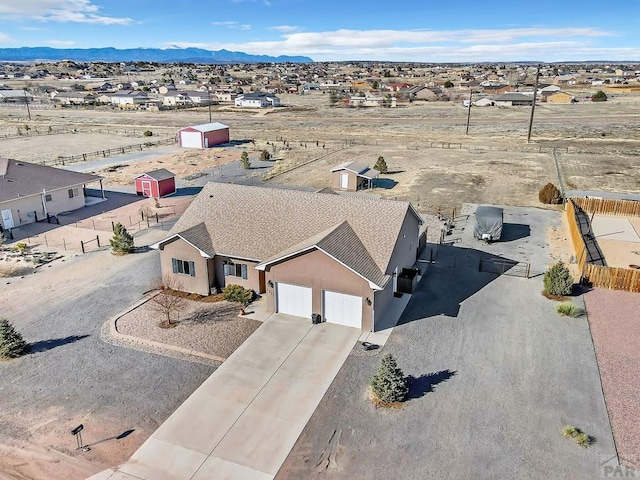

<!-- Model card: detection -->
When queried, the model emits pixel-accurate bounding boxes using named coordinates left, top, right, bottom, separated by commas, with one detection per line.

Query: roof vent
left=15, top=162, right=23, bottom=166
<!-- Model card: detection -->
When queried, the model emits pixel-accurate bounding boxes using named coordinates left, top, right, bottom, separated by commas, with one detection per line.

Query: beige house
left=547, top=91, right=574, bottom=104
left=0, top=158, right=104, bottom=231
left=151, top=183, right=423, bottom=331
left=330, top=162, right=379, bottom=191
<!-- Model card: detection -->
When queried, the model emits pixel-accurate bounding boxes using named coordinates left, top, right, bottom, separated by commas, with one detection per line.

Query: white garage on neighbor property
left=177, top=122, right=230, bottom=149
left=276, top=282, right=312, bottom=318
left=322, top=290, right=363, bottom=328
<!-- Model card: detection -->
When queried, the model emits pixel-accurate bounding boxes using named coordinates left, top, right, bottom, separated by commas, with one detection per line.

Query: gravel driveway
left=0, top=247, right=215, bottom=479
left=278, top=206, right=617, bottom=479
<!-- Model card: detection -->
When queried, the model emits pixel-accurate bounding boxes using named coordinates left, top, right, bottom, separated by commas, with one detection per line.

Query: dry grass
left=367, top=387, right=405, bottom=409
left=0, top=262, right=34, bottom=278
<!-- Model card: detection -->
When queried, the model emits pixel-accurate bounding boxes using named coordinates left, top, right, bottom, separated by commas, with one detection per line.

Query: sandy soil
left=584, top=288, right=640, bottom=470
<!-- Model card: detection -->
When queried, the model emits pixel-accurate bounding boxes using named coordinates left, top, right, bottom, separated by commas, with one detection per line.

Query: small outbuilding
left=134, top=169, right=176, bottom=198
left=178, top=122, right=229, bottom=149
left=330, top=162, right=379, bottom=191
left=474, top=206, right=503, bottom=242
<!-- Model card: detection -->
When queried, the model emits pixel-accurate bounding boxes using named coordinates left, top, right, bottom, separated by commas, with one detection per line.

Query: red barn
left=134, top=169, right=176, bottom=198
left=178, top=122, right=229, bottom=149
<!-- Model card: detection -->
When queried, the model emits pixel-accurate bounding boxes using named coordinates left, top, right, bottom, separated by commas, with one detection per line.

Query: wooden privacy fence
left=566, top=197, right=640, bottom=293
left=572, top=197, right=640, bottom=217
left=582, top=264, right=640, bottom=292
left=566, top=199, right=589, bottom=272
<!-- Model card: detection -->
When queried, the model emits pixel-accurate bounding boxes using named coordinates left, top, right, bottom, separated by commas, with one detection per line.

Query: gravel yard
left=584, top=288, right=640, bottom=471
left=116, top=295, right=262, bottom=360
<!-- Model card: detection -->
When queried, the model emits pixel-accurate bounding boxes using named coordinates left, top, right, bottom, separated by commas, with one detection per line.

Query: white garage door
left=276, top=283, right=312, bottom=319
left=180, top=131, right=202, bottom=149
left=323, top=290, right=362, bottom=328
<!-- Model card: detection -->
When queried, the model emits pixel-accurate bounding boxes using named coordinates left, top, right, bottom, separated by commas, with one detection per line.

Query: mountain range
left=0, top=47, right=313, bottom=64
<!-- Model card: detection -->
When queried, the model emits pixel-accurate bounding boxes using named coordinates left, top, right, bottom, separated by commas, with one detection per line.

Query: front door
left=1, top=209, right=14, bottom=229
left=141, top=180, right=153, bottom=197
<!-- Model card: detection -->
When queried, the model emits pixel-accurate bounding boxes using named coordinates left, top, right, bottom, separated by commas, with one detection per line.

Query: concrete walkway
left=90, top=314, right=361, bottom=480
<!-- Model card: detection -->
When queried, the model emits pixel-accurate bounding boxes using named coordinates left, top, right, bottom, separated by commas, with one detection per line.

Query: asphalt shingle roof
left=136, top=168, right=175, bottom=181
left=0, top=158, right=102, bottom=203
left=166, top=183, right=420, bottom=285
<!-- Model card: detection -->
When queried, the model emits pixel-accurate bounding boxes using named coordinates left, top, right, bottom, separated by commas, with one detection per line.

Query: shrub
left=556, top=302, right=581, bottom=317
left=538, top=183, right=563, bottom=204
left=592, top=90, right=607, bottom=102
left=240, top=151, right=250, bottom=169
left=575, top=432, right=593, bottom=448
left=222, top=284, right=253, bottom=306
left=374, top=156, right=388, bottom=174
left=543, top=262, right=573, bottom=297
left=110, top=222, right=134, bottom=254
left=561, top=425, right=578, bottom=438
left=16, top=243, right=27, bottom=255
left=143, top=130, right=153, bottom=137
left=0, top=318, right=29, bottom=359
left=260, top=149, right=271, bottom=161
left=370, top=353, right=408, bottom=404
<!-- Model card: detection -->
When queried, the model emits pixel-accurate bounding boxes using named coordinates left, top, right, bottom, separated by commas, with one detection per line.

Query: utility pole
left=526, top=64, right=541, bottom=143
left=208, top=90, right=212, bottom=123
left=24, top=88, right=31, bottom=121
left=465, top=89, right=473, bottom=135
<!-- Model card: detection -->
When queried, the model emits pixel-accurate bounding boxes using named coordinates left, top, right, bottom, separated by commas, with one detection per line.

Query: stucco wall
left=159, top=237, right=212, bottom=296
left=372, top=208, right=421, bottom=329
left=213, top=257, right=263, bottom=293
left=0, top=186, right=86, bottom=229
left=264, top=248, right=374, bottom=330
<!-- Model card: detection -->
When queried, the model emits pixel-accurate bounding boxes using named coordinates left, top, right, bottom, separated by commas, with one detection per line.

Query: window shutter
left=189, top=261, right=195, bottom=277
left=172, top=258, right=178, bottom=274
left=241, top=264, right=248, bottom=280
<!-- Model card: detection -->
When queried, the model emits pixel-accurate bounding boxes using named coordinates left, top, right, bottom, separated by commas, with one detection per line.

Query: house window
left=172, top=258, right=195, bottom=277
left=45, top=194, right=52, bottom=202
left=68, top=187, right=79, bottom=198
left=223, top=261, right=248, bottom=280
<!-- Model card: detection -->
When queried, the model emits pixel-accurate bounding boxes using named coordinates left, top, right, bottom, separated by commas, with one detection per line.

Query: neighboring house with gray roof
left=0, top=158, right=104, bottom=231
left=151, top=183, right=423, bottom=331
left=331, top=162, right=379, bottom=191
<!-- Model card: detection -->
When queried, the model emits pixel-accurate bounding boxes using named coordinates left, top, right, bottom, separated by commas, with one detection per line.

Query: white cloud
left=46, top=39, right=75, bottom=45
left=0, top=32, right=13, bottom=42
left=212, top=21, right=251, bottom=30
left=0, top=1, right=133, bottom=25
left=166, top=26, right=635, bottom=62
left=231, top=0, right=271, bottom=5
left=269, top=25, right=300, bottom=33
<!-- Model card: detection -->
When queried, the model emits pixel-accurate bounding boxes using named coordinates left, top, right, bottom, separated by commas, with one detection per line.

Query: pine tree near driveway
left=370, top=352, right=408, bottom=404
left=110, top=222, right=134, bottom=254
left=0, top=318, right=29, bottom=359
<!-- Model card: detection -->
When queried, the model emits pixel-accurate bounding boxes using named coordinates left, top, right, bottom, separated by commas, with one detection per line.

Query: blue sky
left=0, top=0, right=638, bottom=61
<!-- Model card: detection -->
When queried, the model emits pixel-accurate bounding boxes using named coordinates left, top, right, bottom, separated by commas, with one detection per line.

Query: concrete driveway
left=94, top=313, right=361, bottom=480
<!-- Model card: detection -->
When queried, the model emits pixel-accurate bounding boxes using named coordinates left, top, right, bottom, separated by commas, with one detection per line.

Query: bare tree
left=148, top=275, right=188, bottom=327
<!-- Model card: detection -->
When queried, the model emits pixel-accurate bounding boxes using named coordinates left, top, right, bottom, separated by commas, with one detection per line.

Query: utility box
left=474, top=206, right=503, bottom=242
left=397, top=268, right=419, bottom=294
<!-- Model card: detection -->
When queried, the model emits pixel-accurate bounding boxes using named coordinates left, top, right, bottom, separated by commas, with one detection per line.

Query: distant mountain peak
left=0, top=46, right=313, bottom=64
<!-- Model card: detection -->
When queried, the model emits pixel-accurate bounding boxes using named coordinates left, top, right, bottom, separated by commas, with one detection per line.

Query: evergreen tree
left=110, top=222, right=134, bottom=254
left=374, top=156, right=388, bottom=174
left=0, top=318, right=29, bottom=358
left=543, top=261, right=573, bottom=296
left=371, top=353, right=408, bottom=403
left=240, top=151, right=250, bottom=169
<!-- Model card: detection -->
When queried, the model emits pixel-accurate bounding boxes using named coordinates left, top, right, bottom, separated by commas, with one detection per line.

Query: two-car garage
left=275, top=282, right=363, bottom=329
